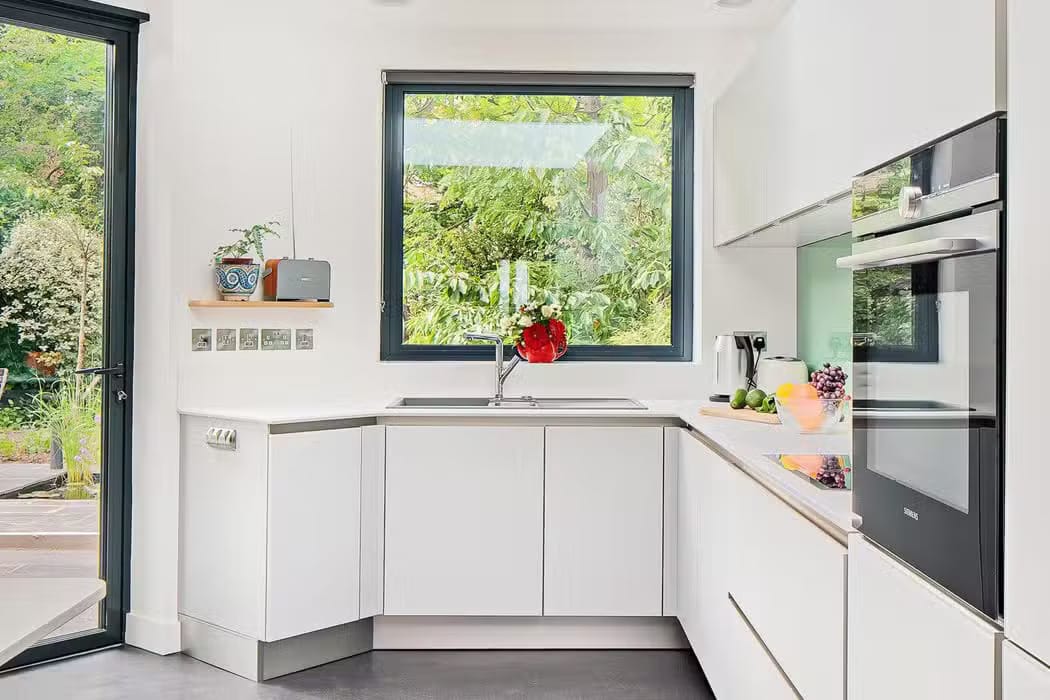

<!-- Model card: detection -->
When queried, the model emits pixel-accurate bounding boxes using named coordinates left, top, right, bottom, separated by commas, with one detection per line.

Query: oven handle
left=836, top=237, right=981, bottom=270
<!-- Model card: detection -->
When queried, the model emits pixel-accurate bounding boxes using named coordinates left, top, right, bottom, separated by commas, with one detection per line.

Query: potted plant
left=212, top=222, right=280, bottom=301
left=502, top=301, right=568, bottom=363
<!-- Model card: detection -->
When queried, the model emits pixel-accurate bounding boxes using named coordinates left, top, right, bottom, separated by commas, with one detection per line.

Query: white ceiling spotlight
left=713, top=0, right=755, bottom=8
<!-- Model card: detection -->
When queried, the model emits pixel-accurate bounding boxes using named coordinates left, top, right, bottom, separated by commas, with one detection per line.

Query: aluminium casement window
left=381, top=72, right=694, bottom=361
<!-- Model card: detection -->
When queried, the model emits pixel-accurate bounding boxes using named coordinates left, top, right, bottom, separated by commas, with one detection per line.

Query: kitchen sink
left=387, top=397, right=646, bottom=410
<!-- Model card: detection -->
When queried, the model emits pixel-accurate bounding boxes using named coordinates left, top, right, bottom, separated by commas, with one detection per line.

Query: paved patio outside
left=0, top=463, right=55, bottom=496
left=0, top=463, right=101, bottom=638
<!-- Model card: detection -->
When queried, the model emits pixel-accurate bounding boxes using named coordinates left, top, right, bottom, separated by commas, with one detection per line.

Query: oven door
left=845, top=213, right=1002, bottom=620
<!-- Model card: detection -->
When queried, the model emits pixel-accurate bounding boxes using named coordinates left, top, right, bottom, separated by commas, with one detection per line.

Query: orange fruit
left=795, top=383, right=819, bottom=400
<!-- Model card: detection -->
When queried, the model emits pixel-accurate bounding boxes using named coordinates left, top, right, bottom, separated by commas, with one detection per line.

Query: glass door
left=0, top=0, right=144, bottom=669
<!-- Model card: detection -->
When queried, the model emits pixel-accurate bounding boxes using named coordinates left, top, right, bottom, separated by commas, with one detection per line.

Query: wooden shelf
left=188, top=300, right=334, bottom=309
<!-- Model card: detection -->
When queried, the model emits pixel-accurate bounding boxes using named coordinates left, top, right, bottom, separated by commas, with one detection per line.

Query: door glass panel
left=0, top=23, right=108, bottom=639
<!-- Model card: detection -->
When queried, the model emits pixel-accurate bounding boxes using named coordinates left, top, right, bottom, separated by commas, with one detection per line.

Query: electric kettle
left=711, top=332, right=766, bottom=402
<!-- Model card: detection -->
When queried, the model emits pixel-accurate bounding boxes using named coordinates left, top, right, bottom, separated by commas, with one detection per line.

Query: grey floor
left=0, top=647, right=714, bottom=699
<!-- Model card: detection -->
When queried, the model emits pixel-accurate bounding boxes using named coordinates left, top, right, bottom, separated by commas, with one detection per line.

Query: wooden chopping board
left=699, top=405, right=781, bottom=425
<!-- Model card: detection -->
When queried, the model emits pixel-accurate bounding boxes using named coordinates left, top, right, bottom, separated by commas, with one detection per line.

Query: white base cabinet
left=676, top=428, right=843, bottom=700
left=728, top=463, right=846, bottom=700
left=179, top=416, right=385, bottom=668
left=383, top=426, right=544, bottom=616
left=848, top=535, right=1000, bottom=700
left=1004, top=641, right=1050, bottom=700
left=543, top=427, right=663, bottom=616
left=265, top=428, right=362, bottom=642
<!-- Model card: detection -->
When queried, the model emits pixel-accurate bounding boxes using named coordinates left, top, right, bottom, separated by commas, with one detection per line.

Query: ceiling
left=367, top=0, right=794, bottom=31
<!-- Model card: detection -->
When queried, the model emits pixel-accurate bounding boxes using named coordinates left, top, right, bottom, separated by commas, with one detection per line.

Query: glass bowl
left=774, top=396, right=850, bottom=433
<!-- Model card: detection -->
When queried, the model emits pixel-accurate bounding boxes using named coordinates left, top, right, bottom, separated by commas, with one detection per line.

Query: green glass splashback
left=797, top=233, right=852, bottom=374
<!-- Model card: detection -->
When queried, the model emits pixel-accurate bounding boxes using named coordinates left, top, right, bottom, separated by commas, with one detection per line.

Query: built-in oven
left=839, top=115, right=1005, bottom=620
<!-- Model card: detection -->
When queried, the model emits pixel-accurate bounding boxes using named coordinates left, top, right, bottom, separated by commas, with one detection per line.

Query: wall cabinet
left=543, top=427, right=663, bottom=616
left=713, top=0, right=1004, bottom=246
left=383, top=426, right=544, bottom=616
left=1003, top=641, right=1050, bottom=700
left=847, top=535, right=999, bottom=700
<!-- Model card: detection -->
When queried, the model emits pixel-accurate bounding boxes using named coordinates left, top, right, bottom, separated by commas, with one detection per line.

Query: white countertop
left=0, top=578, right=106, bottom=666
left=179, top=399, right=856, bottom=536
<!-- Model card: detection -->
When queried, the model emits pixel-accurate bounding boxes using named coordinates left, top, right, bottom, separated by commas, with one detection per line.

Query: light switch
left=295, top=328, right=314, bottom=350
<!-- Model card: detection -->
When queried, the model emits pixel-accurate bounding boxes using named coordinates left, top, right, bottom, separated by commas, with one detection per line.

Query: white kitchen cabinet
left=713, top=0, right=855, bottom=246
left=180, top=416, right=270, bottom=638
left=180, top=417, right=375, bottom=644
left=1004, top=641, right=1050, bottom=700
left=1006, top=0, right=1050, bottom=670
left=675, top=430, right=703, bottom=646
left=728, top=461, right=846, bottom=700
left=384, top=426, right=544, bottom=616
left=676, top=429, right=735, bottom=696
left=723, top=597, right=800, bottom=700
left=848, top=535, right=999, bottom=700
left=359, top=425, right=386, bottom=619
left=543, top=427, right=663, bottom=617
left=265, top=428, right=361, bottom=642
left=848, top=0, right=1004, bottom=172
left=678, top=427, right=799, bottom=699
left=714, top=0, right=1003, bottom=246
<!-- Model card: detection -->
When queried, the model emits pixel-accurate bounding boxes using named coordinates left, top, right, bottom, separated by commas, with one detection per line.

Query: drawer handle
left=727, top=592, right=804, bottom=700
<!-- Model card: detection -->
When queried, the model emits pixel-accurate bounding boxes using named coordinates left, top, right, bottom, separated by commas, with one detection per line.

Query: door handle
left=74, top=362, right=124, bottom=377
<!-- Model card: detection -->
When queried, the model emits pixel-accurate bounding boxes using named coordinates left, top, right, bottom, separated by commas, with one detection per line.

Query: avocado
left=729, top=388, right=748, bottom=410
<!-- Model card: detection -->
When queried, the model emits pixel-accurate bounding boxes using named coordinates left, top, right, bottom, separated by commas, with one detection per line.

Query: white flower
left=540, top=305, right=553, bottom=319
left=518, top=315, right=534, bottom=327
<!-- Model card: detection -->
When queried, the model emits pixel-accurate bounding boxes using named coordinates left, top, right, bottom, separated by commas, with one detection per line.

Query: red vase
left=517, top=319, right=568, bottom=363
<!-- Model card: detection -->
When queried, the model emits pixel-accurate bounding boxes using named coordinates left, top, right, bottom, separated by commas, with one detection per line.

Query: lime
left=729, top=389, right=748, bottom=410
left=745, top=389, right=767, bottom=410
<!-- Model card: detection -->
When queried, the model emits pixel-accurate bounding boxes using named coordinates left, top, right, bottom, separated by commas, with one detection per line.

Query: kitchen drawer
left=724, top=593, right=800, bottom=700
left=848, top=535, right=999, bottom=700
left=728, top=465, right=846, bottom=700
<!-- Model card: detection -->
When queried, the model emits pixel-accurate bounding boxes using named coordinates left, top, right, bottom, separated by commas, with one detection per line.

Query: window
left=853, top=263, right=939, bottom=363
left=382, top=72, right=694, bottom=361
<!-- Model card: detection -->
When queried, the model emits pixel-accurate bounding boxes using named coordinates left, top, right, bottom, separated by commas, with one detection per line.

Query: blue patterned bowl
left=214, top=262, right=260, bottom=301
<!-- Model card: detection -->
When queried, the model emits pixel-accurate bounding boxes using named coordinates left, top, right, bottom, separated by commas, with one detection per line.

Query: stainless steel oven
left=839, top=115, right=1005, bottom=620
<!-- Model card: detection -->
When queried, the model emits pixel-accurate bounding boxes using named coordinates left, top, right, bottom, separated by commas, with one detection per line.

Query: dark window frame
left=853, top=263, right=939, bottom=363
left=381, top=74, right=694, bottom=362
left=0, top=0, right=146, bottom=671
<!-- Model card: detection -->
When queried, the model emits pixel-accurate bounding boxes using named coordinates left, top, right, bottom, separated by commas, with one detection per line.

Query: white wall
left=171, top=0, right=797, bottom=410
left=123, top=0, right=796, bottom=653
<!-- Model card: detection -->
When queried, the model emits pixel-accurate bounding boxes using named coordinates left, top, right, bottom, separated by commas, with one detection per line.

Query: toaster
left=262, top=258, right=331, bottom=302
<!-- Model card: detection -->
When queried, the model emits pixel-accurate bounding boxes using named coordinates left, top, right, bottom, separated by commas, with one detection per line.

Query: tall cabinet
left=1006, top=0, right=1050, bottom=672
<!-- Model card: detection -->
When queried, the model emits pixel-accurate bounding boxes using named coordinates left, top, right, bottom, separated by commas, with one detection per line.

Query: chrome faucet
left=465, top=332, right=522, bottom=404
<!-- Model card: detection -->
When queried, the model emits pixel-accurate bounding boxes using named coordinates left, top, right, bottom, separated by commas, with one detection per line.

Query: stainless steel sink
left=387, top=396, right=646, bottom=410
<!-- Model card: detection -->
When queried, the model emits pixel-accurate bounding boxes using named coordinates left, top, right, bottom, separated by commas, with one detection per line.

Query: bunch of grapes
left=815, top=455, right=850, bottom=489
left=810, top=363, right=848, bottom=399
